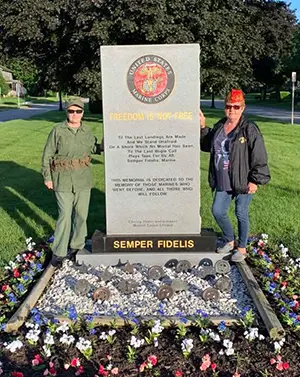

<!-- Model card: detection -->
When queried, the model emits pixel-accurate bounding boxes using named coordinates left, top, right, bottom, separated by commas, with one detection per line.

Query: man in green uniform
left=42, top=98, right=102, bottom=267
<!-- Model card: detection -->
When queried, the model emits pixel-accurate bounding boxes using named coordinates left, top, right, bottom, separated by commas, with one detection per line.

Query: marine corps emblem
left=127, top=55, right=175, bottom=104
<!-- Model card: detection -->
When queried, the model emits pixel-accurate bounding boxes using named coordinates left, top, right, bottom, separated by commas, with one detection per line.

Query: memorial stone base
left=77, top=229, right=230, bottom=266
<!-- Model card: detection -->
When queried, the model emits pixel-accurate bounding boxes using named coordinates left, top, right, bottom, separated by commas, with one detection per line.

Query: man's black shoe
left=66, top=248, right=79, bottom=262
left=51, top=254, right=63, bottom=268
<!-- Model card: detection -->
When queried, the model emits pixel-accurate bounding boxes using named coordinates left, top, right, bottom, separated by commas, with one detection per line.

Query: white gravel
left=36, top=260, right=255, bottom=318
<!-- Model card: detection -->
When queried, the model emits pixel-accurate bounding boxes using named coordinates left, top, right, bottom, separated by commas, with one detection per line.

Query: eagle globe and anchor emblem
left=127, top=55, right=175, bottom=104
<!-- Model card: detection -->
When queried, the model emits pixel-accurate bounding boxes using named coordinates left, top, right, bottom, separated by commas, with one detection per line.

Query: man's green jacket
left=42, top=121, right=102, bottom=192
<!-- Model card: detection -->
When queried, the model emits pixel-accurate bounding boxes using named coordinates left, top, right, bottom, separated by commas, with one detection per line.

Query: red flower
left=147, top=355, right=158, bottom=366
left=276, top=363, right=284, bottom=371
left=175, top=371, right=183, bottom=377
left=75, top=366, right=84, bottom=376
left=274, top=269, right=280, bottom=280
left=98, top=364, right=108, bottom=376
left=283, top=362, right=290, bottom=370
left=49, top=367, right=56, bottom=376
left=70, top=358, right=80, bottom=367
left=211, top=363, right=217, bottom=371
left=139, top=362, right=147, bottom=372
left=24, top=253, right=33, bottom=262
left=32, top=354, right=43, bottom=366
left=11, top=373, right=24, bottom=377
left=1, top=285, right=8, bottom=292
left=13, top=269, right=20, bottom=278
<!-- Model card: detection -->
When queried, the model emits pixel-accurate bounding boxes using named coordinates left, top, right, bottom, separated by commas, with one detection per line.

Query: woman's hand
left=199, top=110, right=206, bottom=129
left=45, top=181, right=53, bottom=190
left=247, top=182, right=257, bottom=194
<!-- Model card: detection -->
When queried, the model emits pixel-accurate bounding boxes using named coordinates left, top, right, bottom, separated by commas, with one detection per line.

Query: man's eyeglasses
left=67, top=109, right=83, bottom=114
left=225, top=105, right=241, bottom=110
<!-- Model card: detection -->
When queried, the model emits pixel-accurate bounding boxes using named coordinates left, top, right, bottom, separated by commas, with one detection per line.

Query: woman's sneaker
left=216, top=242, right=234, bottom=254
left=231, top=250, right=247, bottom=262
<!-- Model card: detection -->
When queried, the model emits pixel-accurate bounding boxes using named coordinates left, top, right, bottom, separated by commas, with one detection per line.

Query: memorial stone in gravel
left=101, top=44, right=201, bottom=235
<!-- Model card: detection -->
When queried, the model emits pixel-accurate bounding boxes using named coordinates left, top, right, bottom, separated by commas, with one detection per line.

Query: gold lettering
left=188, top=240, right=194, bottom=248
left=113, top=241, right=120, bottom=249
left=157, top=240, right=164, bottom=248
left=147, top=240, right=153, bottom=248
left=109, top=112, right=145, bottom=121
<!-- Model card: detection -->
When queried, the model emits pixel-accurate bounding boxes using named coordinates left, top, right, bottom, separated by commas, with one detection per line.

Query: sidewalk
left=201, top=99, right=300, bottom=124
left=0, top=102, right=60, bottom=123
left=1, top=99, right=299, bottom=124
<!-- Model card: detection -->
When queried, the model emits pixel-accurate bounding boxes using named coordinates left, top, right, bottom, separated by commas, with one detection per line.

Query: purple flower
left=68, top=305, right=77, bottom=321
left=84, top=315, right=93, bottom=322
left=241, top=306, right=251, bottom=316
left=36, top=263, right=43, bottom=272
left=218, top=321, right=226, bottom=332
left=47, top=235, right=55, bottom=243
left=17, top=283, right=25, bottom=293
left=196, top=309, right=209, bottom=318
left=175, top=311, right=188, bottom=324
left=157, top=302, right=165, bottom=316
left=264, top=271, right=274, bottom=278
left=8, top=292, right=17, bottom=303
left=117, top=310, right=125, bottom=319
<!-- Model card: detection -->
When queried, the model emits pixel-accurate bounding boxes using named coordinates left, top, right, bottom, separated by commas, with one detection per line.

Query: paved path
left=0, top=102, right=60, bottom=123
left=201, top=99, right=300, bottom=124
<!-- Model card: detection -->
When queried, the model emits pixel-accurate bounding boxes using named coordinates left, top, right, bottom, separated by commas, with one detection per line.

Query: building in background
left=0, top=65, right=26, bottom=96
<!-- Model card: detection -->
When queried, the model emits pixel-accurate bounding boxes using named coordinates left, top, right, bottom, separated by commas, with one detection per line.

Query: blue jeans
left=212, top=191, right=253, bottom=248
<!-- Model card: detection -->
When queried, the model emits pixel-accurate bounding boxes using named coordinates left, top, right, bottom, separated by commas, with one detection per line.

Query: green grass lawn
left=0, top=108, right=299, bottom=270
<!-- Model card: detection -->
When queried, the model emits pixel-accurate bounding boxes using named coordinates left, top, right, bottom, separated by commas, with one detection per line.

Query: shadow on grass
left=21, top=108, right=103, bottom=124
left=27, top=97, right=58, bottom=104
left=0, top=161, right=106, bottom=265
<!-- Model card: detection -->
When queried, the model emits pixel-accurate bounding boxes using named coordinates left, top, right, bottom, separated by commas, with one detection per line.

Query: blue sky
left=290, top=0, right=300, bottom=20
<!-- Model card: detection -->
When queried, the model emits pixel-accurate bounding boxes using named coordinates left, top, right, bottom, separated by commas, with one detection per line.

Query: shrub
left=0, top=73, right=9, bottom=96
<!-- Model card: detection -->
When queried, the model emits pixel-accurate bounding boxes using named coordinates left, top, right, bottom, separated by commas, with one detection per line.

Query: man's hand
left=199, top=110, right=206, bottom=129
left=247, top=182, right=257, bottom=194
left=45, top=181, right=53, bottom=190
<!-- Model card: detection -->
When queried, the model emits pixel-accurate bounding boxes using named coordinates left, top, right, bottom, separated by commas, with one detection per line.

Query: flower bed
left=0, top=238, right=49, bottom=332
left=0, top=235, right=299, bottom=377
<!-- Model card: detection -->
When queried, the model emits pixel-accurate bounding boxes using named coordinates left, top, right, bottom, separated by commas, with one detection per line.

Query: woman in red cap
left=200, top=89, right=270, bottom=262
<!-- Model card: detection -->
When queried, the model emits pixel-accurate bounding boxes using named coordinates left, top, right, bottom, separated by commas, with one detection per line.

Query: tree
left=249, top=1, right=296, bottom=99
left=0, top=0, right=297, bottom=104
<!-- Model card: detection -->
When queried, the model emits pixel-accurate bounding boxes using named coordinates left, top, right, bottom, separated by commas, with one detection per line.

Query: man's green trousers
left=51, top=190, right=91, bottom=257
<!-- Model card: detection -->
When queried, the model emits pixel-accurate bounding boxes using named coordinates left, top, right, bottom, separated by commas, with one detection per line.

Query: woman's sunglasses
left=67, top=109, right=83, bottom=114
left=225, top=105, right=241, bottom=110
